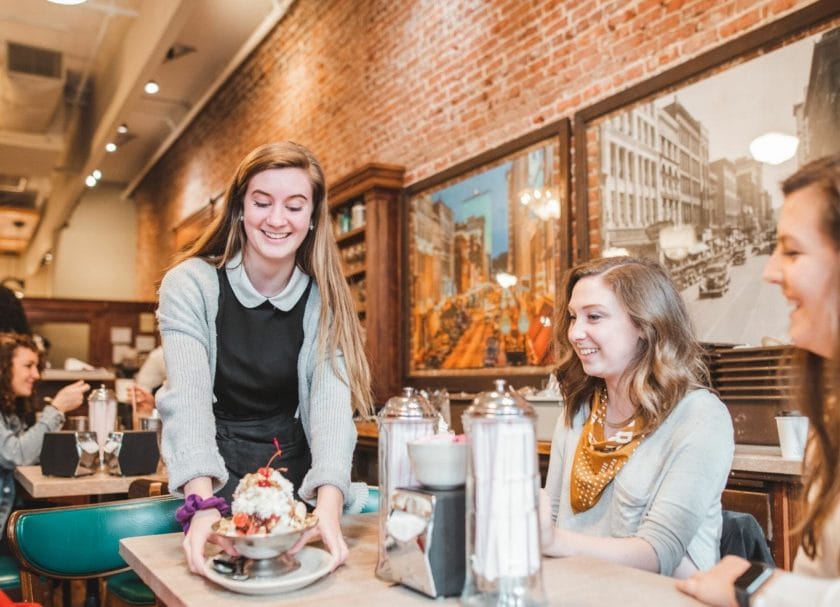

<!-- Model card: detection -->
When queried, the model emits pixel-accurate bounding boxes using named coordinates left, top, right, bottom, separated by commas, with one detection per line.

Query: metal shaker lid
left=379, top=387, right=437, bottom=419
left=466, top=379, right=535, bottom=418
left=88, top=383, right=116, bottom=402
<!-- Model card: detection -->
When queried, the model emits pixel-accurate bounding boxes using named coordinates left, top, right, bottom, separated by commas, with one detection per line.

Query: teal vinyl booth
left=7, top=495, right=180, bottom=606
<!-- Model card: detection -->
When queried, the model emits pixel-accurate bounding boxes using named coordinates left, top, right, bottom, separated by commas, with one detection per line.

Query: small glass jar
left=375, top=387, right=437, bottom=581
left=461, top=379, right=546, bottom=606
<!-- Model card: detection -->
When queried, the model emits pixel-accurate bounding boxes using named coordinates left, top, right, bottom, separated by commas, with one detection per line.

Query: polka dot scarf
left=570, top=386, right=644, bottom=513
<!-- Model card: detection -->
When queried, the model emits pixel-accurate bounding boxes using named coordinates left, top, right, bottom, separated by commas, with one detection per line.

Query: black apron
left=213, top=268, right=312, bottom=503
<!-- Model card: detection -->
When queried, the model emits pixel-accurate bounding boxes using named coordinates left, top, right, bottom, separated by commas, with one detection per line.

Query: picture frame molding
left=401, top=119, right=571, bottom=393
left=572, top=0, right=840, bottom=260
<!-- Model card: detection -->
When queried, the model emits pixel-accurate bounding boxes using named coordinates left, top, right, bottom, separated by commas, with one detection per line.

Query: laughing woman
left=0, top=333, right=89, bottom=548
left=678, top=156, right=840, bottom=605
left=540, top=256, right=734, bottom=578
left=155, top=142, right=372, bottom=575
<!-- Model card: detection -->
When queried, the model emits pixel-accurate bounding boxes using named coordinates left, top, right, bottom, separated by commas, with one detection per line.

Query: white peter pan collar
left=224, top=251, right=310, bottom=311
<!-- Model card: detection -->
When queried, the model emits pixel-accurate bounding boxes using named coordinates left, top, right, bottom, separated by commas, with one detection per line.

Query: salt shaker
left=375, top=387, right=437, bottom=581
left=461, top=379, right=546, bottom=606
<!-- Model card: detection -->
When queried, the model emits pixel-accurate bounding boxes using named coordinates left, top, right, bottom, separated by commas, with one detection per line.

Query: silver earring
left=309, top=223, right=314, bottom=231
left=239, top=214, right=244, bottom=222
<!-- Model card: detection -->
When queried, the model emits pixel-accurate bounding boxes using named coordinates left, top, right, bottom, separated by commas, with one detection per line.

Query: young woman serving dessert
left=156, top=142, right=372, bottom=574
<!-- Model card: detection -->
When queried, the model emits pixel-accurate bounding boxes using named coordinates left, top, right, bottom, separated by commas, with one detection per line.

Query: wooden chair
left=7, top=495, right=180, bottom=607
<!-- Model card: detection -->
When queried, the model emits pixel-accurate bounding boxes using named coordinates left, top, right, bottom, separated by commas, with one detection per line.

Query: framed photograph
left=404, top=120, right=571, bottom=390
left=573, top=3, right=839, bottom=346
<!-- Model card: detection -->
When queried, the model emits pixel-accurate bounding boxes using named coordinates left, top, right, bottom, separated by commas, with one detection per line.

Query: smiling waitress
left=155, top=142, right=372, bottom=575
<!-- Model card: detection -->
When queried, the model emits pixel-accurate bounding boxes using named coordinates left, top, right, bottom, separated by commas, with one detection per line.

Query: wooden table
left=14, top=465, right=167, bottom=499
left=120, top=514, right=701, bottom=607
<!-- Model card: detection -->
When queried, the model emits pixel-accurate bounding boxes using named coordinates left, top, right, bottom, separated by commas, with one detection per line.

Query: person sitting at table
left=0, top=333, right=90, bottom=551
left=540, top=255, right=734, bottom=578
left=678, top=156, right=840, bottom=606
left=156, top=141, right=372, bottom=575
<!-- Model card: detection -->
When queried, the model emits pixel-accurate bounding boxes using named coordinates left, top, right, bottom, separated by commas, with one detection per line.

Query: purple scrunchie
left=175, top=494, right=230, bottom=533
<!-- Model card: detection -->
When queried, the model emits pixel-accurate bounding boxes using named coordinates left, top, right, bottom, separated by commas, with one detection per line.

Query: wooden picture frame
left=403, top=119, right=571, bottom=392
left=573, top=2, right=839, bottom=346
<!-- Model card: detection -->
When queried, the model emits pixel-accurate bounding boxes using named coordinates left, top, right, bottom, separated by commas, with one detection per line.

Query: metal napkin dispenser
left=103, top=431, right=160, bottom=476
left=40, top=431, right=99, bottom=477
left=384, top=486, right=466, bottom=598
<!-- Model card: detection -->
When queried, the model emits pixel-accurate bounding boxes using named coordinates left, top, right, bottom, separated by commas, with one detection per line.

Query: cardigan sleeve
left=155, top=260, right=227, bottom=496
left=298, top=348, right=357, bottom=503
left=755, top=573, right=840, bottom=607
left=0, top=406, right=64, bottom=469
left=634, top=392, right=734, bottom=575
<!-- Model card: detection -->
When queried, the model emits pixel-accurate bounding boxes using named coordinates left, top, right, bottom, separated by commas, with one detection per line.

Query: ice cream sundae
left=215, top=441, right=311, bottom=536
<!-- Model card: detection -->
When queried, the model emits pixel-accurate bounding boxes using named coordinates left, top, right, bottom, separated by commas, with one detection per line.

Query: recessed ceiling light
left=105, top=142, right=117, bottom=152
left=117, top=124, right=128, bottom=134
left=85, top=175, right=97, bottom=187
left=47, top=0, right=88, bottom=5
left=92, top=170, right=102, bottom=180
left=749, top=133, right=799, bottom=165
left=144, top=80, right=160, bottom=95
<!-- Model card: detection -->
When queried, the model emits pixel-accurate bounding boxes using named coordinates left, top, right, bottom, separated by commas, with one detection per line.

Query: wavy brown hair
left=0, top=333, right=40, bottom=420
left=170, top=142, right=372, bottom=416
left=553, top=256, right=709, bottom=435
left=781, top=154, right=840, bottom=564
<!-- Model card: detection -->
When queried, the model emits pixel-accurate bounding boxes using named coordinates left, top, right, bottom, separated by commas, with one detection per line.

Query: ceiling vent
left=7, top=42, right=63, bottom=79
left=0, top=42, right=66, bottom=133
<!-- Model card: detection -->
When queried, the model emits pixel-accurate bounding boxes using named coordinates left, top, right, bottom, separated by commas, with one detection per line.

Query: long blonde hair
left=553, top=256, right=709, bottom=435
left=781, top=155, right=840, bottom=563
left=172, top=142, right=372, bottom=416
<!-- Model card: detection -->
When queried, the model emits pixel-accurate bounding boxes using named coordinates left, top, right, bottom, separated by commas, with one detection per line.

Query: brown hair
left=171, top=142, right=373, bottom=416
left=553, top=256, right=709, bottom=435
left=781, top=154, right=840, bottom=562
left=0, top=333, right=40, bottom=419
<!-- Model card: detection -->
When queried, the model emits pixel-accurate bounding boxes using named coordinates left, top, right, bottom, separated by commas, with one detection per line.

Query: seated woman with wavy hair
left=540, top=255, right=734, bottom=578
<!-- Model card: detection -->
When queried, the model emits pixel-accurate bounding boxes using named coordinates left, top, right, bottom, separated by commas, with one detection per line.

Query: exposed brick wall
left=133, top=0, right=823, bottom=298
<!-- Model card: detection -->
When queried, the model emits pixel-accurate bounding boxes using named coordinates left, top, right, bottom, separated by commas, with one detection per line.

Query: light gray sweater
left=155, top=256, right=357, bottom=502
left=544, top=388, right=734, bottom=576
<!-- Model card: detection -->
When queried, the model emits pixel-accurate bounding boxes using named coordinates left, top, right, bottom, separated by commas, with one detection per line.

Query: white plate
left=203, top=547, right=332, bottom=595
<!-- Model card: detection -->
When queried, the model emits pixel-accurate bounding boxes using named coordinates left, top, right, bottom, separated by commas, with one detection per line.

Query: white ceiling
left=0, top=0, right=287, bottom=267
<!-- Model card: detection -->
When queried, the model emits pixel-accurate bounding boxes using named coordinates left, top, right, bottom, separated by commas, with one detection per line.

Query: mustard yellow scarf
left=570, top=386, right=644, bottom=513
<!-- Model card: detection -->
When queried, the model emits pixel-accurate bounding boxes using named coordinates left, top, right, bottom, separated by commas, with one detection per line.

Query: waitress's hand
left=288, top=484, right=348, bottom=570
left=51, top=380, right=90, bottom=414
left=183, top=507, right=237, bottom=575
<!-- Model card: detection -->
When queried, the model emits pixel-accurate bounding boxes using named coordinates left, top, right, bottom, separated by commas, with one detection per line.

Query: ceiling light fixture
left=144, top=80, right=160, bottom=95
left=85, top=175, right=97, bottom=187
left=47, top=0, right=88, bottom=5
left=92, top=169, right=102, bottom=180
left=117, top=124, right=128, bottom=134
left=518, top=186, right=561, bottom=220
left=105, top=142, right=117, bottom=152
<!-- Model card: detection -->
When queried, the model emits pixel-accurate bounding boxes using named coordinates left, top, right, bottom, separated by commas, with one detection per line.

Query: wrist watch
left=734, top=561, right=774, bottom=607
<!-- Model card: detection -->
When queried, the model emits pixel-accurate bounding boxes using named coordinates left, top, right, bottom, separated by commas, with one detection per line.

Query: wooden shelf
left=343, top=264, right=366, bottom=279
left=328, top=163, right=405, bottom=404
left=336, top=226, right=365, bottom=245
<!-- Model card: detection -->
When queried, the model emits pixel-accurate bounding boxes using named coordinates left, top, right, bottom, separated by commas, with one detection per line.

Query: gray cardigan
left=544, top=388, right=734, bottom=576
left=155, top=257, right=357, bottom=502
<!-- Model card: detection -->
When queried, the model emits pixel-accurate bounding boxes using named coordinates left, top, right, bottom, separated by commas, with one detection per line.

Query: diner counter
left=120, top=513, right=702, bottom=606
left=356, top=421, right=802, bottom=477
left=731, top=444, right=802, bottom=477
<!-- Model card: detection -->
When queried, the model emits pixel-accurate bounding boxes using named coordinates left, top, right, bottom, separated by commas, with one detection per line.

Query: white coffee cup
left=775, top=413, right=809, bottom=461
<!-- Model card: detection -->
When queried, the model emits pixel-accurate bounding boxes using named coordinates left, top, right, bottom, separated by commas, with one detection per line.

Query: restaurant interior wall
left=53, top=183, right=137, bottom=301
left=132, top=0, right=823, bottom=296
